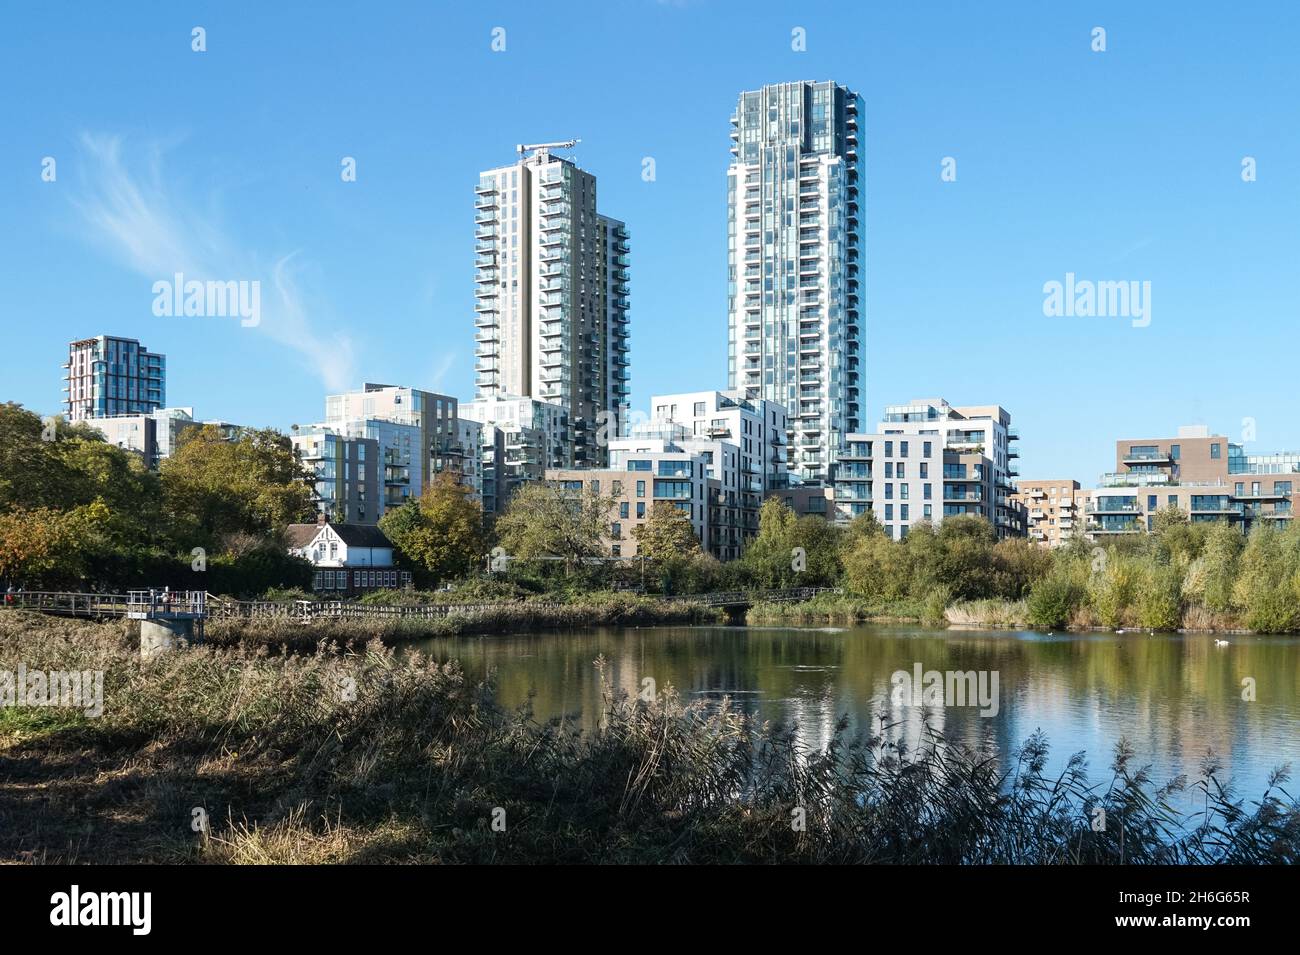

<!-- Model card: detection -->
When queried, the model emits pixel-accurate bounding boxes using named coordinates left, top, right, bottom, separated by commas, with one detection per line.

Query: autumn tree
left=633, top=502, right=702, bottom=563
left=161, top=425, right=314, bottom=548
left=495, top=482, right=615, bottom=571
left=379, top=471, right=486, bottom=585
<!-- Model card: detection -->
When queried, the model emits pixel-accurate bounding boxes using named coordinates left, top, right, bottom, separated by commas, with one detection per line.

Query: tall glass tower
left=727, top=81, right=863, bottom=484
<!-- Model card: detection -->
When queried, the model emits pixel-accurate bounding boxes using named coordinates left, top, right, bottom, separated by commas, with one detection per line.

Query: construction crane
left=516, top=139, right=580, bottom=160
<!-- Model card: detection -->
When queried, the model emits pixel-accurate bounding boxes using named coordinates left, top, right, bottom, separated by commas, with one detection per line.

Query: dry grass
left=2, top=611, right=1296, bottom=865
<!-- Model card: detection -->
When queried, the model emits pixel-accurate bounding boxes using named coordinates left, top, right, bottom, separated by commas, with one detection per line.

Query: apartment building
left=1012, top=479, right=1082, bottom=547
left=632, top=390, right=790, bottom=558
left=460, top=394, right=570, bottom=514
left=86, top=407, right=242, bottom=469
left=291, top=427, right=380, bottom=525
left=727, top=81, right=864, bottom=483
left=323, top=383, right=468, bottom=494
left=474, top=144, right=629, bottom=467
left=1081, top=425, right=1300, bottom=537
left=831, top=398, right=1023, bottom=539
left=63, top=335, right=165, bottom=421
left=545, top=450, right=711, bottom=559
left=769, top=483, right=835, bottom=520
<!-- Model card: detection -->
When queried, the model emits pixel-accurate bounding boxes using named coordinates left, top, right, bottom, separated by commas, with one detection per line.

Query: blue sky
left=3, top=0, right=1297, bottom=482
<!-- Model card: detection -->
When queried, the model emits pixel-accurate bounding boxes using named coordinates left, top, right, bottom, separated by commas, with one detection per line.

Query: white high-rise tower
left=473, top=142, right=630, bottom=467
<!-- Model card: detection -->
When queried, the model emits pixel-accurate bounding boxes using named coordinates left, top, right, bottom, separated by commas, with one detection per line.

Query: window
left=611, top=523, right=622, bottom=539
left=900, top=441, right=909, bottom=458
left=620, top=502, right=629, bottom=519
left=636, top=480, right=645, bottom=498
left=654, top=479, right=693, bottom=499
left=923, top=441, right=932, bottom=457
left=901, top=504, right=909, bottom=521
left=1211, top=444, right=1222, bottom=459
left=1170, top=444, right=1180, bottom=460
left=628, top=459, right=651, bottom=471
left=636, top=502, right=645, bottom=518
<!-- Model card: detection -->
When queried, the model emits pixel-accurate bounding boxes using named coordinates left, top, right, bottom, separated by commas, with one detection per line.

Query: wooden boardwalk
left=4, top=586, right=835, bottom=624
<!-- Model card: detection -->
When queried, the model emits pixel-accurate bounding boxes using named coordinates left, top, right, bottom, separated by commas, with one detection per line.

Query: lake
left=413, top=623, right=1300, bottom=809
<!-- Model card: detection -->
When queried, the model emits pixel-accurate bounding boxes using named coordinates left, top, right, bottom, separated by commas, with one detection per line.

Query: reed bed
left=0, top=612, right=1295, bottom=864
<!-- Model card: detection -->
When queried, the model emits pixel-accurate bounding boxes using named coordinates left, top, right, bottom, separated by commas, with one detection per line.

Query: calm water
left=412, top=624, right=1300, bottom=807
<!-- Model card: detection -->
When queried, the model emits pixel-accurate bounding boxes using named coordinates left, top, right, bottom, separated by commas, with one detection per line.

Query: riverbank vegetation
left=6, top=396, right=1300, bottom=633
left=202, top=593, right=719, bottom=651
left=1, top=613, right=1294, bottom=864
left=0, top=403, right=313, bottom=596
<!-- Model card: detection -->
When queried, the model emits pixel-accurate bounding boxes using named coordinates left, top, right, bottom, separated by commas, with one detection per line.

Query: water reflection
left=412, top=624, right=1300, bottom=805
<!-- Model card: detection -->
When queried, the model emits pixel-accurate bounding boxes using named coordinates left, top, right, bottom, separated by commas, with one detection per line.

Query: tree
left=495, top=482, right=615, bottom=571
left=161, top=426, right=314, bottom=546
left=0, top=501, right=111, bottom=587
left=379, top=471, right=487, bottom=585
left=633, top=502, right=702, bottom=563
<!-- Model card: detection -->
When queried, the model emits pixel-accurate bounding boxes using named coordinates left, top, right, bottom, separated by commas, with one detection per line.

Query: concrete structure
left=64, top=335, right=166, bottom=421
left=1012, top=479, right=1083, bottom=547
left=831, top=398, right=1023, bottom=539
left=291, top=427, right=380, bottom=524
left=461, top=394, right=570, bottom=513
left=474, top=145, right=629, bottom=467
left=727, top=81, right=864, bottom=483
left=285, top=520, right=411, bottom=595
left=545, top=450, right=711, bottom=559
left=323, top=383, right=472, bottom=501
left=1081, top=425, right=1300, bottom=537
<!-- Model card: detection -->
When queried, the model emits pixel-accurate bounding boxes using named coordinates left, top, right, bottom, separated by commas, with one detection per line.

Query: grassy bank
left=203, top=592, right=719, bottom=651
left=3, top=612, right=1294, bottom=864
left=746, top=592, right=928, bottom=626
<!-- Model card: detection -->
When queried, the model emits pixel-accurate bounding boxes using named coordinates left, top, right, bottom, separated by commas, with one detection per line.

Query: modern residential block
left=474, top=144, right=629, bottom=467
left=461, top=394, right=571, bottom=514
left=86, top=407, right=239, bottom=469
left=1081, top=425, right=1300, bottom=537
left=323, top=383, right=469, bottom=499
left=831, top=398, right=1023, bottom=539
left=545, top=452, right=711, bottom=559
left=611, top=390, right=790, bottom=559
left=727, top=81, right=864, bottom=483
left=290, top=427, right=380, bottom=525
left=1012, top=479, right=1083, bottom=547
left=63, top=335, right=165, bottom=421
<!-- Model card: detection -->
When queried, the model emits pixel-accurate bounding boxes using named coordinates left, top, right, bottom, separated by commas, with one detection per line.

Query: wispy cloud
left=70, top=133, right=356, bottom=391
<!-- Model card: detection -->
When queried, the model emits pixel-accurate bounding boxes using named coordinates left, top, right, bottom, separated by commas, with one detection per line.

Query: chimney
left=316, top=511, right=327, bottom=526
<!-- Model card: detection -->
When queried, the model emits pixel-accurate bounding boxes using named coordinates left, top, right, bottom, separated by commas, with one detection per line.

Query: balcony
left=1123, top=451, right=1173, bottom=466
left=1086, top=502, right=1142, bottom=515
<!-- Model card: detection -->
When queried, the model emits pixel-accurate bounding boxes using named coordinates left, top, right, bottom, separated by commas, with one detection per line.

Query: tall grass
left=1, top=612, right=1294, bottom=864
left=203, top=592, right=718, bottom=650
